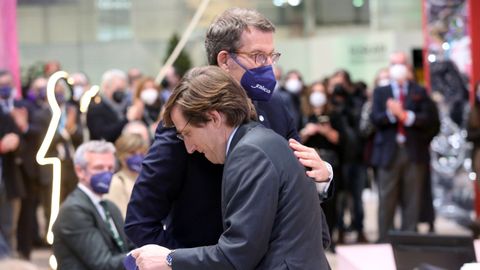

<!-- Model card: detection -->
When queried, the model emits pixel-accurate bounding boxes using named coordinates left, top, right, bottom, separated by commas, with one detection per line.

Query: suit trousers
left=377, top=145, right=425, bottom=242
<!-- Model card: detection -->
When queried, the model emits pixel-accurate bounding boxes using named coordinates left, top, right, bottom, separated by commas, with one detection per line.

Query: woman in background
left=104, top=132, right=148, bottom=219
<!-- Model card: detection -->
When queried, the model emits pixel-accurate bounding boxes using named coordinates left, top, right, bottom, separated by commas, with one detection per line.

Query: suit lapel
left=75, top=188, right=118, bottom=250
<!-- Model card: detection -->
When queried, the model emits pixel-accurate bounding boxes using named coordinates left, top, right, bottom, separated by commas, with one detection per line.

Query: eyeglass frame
left=230, top=50, right=281, bottom=66
left=176, top=117, right=191, bottom=141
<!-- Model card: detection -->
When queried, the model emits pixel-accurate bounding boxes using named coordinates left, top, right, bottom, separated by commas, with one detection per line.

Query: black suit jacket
left=0, top=109, right=23, bottom=199
left=370, top=82, right=434, bottom=168
left=172, top=122, right=329, bottom=269
left=52, top=187, right=131, bottom=270
left=87, top=98, right=128, bottom=142
left=125, top=94, right=309, bottom=248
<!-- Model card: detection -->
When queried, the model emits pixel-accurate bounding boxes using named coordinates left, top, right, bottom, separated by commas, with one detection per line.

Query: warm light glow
left=80, top=85, right=100, bottom=113
left=49, top=254, right=58, bottom=270
left=36, top=71, right=69, bottom=245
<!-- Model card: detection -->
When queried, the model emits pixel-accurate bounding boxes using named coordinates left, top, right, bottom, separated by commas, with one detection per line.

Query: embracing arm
left=124, top=125, right=186, bottom=248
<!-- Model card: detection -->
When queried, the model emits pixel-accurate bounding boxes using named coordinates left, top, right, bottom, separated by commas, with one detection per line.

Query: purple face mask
left=230, top=54, right=277, bottom=101
left=90, top=171, right=114, bottom=194
left=126, top=154, right=144, bottom=173
left=0, top=86, right=12, bottom=99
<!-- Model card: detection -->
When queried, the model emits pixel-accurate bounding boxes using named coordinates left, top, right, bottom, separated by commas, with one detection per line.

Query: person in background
left=44, top=60, right=61, bottom=78
left=127, top=68, right=143, bottom=105
left=0, top=72, right=21, bottom=255
left=300, top=79, right=345, bottom=250
left=134, top=76, right=162, bottom=134
left=160, top=66, right=181, bottom=104
left=87, top=69, right=143, bottom=142
left=52, top=140, right=133, bottom=270
left=122, top=121, right=151, bottom=145
left=282, top=70, right=306, bottom=131
left=329, top=69, right=368, bottom=244
left=70, top=72, right=90, bottom=103
left=105, top=133, right=148, bottom=219
left=370, top=52, right=436, bottom=242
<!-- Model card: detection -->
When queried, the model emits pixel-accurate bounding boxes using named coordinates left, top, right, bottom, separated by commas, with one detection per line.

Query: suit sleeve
left=124, top=124, right=186, bottom=248
left=53, top=204, right=125, bottom=270
left=370, top=87, right=396, bottom=130
left=172, top=144, right=278, bottom=270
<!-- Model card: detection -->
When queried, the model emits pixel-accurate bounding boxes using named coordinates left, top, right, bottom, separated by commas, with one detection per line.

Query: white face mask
left=140, top=88, right=159, bottom=105
left=309, top=92, right=327, bottom=108
left=389, top=64, right=409, bottom=82
left=73, top=86, right=84, bottom=101
left=285, top=79, right=303, bottom=94
left=377, top=78, right=390, bottom=87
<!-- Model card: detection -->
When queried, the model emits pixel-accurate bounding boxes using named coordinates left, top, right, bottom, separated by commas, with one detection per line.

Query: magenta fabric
left=0, top=0, right=20, bottom=98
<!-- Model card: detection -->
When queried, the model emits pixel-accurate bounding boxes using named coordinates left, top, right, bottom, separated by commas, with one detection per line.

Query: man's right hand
left=131, top=244, right=172, bottom=270
left=0, top=133, right=20, bottom=153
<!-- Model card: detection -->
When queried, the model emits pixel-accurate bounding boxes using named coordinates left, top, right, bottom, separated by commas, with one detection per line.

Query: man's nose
left=184, top=139, right=196, bottom=154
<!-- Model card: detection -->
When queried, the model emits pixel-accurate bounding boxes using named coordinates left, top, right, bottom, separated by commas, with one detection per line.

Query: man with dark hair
left=132, top=66, right=329, bottom=270
left=126, top=7, right=333, bottom=252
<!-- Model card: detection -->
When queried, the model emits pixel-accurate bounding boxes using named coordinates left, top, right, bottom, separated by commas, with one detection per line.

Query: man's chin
left=204, top=153, right=222, bottom=164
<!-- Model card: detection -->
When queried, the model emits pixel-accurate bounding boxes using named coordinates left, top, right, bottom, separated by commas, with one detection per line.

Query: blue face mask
left=230, top=54, right=277, bottom=101
left=126, top=154, right=144, bottom=173
left=0, top=86, right=12, bottom=99
left=90, top=171, right=114, bottom=194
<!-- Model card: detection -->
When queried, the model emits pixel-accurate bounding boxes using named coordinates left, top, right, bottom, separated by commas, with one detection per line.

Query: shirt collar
left=226, top=126, right=240, bottom=156
left=78, top=183, right=102, bottom=205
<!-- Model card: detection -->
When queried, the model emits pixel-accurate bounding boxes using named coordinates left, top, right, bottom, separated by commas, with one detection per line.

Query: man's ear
left=75, top=165, right=85, bottom=182
left=217, top=51, right=230, bottom=71
left=208, top=110, right=223, bottom=127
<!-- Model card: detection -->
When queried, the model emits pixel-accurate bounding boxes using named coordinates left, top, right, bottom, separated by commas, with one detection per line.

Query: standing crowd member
left=125, top=7, right=333, bottom=253
left=371, top=51, right=437, bottom=242
left=52, top=140, right=133, bottom=270
left=132, top=65, right=330, bottom=270
left=87, top=69, right=143, bottom=143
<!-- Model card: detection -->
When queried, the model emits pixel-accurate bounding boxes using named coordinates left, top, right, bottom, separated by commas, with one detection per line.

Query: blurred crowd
left=0, top=48, right=465, bottom=265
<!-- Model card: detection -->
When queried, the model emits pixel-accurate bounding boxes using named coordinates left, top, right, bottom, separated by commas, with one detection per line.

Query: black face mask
left=112, top=90, right=125, bottom=103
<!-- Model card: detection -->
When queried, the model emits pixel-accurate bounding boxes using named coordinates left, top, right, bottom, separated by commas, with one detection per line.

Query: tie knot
left=99, top=200, right=108, bottom=208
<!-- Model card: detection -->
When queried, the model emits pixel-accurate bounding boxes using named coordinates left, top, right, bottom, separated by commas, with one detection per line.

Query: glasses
left=176, top=118, right=191, bottom=141
left=232, top=51, right=281, bottom=66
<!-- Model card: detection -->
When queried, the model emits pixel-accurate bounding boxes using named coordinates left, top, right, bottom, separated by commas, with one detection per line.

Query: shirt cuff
left=403, top=111, right=415, bottom=127
left=386, top=110, right=397, bottom=124
left=315, top=161, right=333, bottom=194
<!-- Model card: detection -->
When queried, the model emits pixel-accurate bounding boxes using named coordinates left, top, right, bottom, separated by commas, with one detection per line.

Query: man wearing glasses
left=125, top=7, right=333, bottom=257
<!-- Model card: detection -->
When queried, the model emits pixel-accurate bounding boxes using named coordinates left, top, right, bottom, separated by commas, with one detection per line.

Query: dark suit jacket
left=125, top=94, right=308, bottom=248
left=370, top=82, right=434, bottom=168
left=0, top=109, right=23, bottom=199
left=172, top=122, right=329, bottom=270
left=87, top=97, right=128, bottom=142
left=52, top=187, right=131, bottom=270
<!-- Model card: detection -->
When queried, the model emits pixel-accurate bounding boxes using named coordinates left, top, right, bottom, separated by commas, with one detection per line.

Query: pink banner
left=0, top=0, right=21, bottom=98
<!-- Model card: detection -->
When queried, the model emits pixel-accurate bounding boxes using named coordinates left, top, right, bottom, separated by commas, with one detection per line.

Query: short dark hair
left=163, top=66, right=257, bottom=128
left=205, top=8, right=275, bottom=65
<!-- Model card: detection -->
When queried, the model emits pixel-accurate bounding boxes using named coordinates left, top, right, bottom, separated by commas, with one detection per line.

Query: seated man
left=132, top=66, right=329, bottom=270
left=52, top=140, right=132, bottom=270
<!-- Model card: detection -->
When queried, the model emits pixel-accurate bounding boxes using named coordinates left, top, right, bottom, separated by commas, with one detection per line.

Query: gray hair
left=74, top=140, right=116, bottom=168
left=101, top=69, right=127, bottom=91
left=205, top=7, right=275, bottom=65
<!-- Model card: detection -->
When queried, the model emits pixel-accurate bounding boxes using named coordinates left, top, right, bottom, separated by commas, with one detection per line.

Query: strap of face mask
left=229, top=53, right=250, bottom=72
